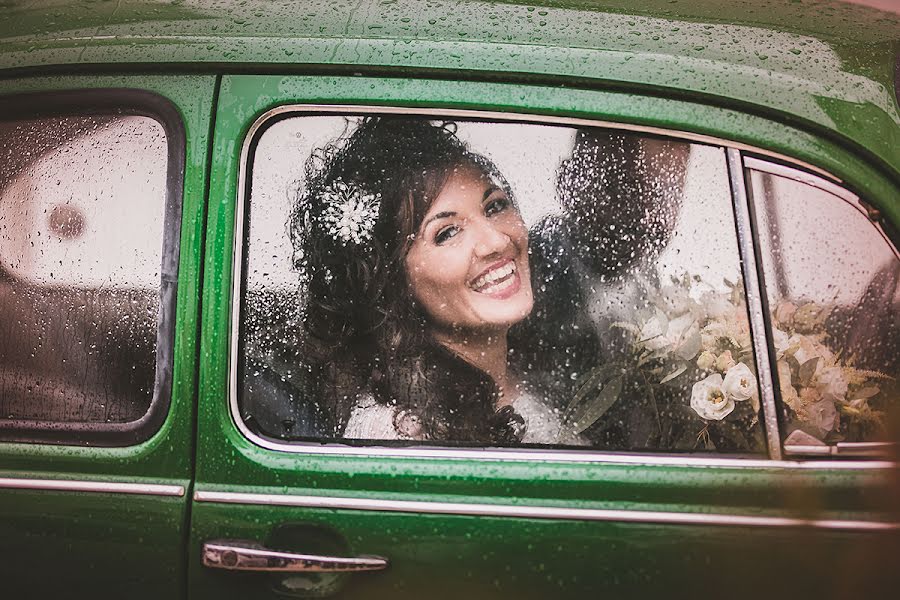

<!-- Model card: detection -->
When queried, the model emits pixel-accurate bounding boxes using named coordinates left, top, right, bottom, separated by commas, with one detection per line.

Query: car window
left=0, top=113, right=171, bottom=441
left=747, top=162, right=899, bottom=450
left=238, top=113, right=766, bottom=454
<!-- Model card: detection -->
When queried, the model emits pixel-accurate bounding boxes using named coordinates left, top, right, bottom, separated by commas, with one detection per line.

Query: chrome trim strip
left=727, top=148, right=782, bottom=460
left=229, top=103, right=888, bottom=469
left=743, top=156, right=854, bottom=203
left=0, top=477, right=185, bottom=496
left=744, top=156, right=899, bottom=261
left=251, top=104, right=838, bottom=179
left=194, top=490, right=899, bottom=532
left=785, top=442, right=898, bottom=458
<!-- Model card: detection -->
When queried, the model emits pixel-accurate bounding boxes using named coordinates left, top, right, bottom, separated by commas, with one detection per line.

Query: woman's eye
left=485, top=196, right=510, bottom=216
left=434, top=225, right=460, bottom=245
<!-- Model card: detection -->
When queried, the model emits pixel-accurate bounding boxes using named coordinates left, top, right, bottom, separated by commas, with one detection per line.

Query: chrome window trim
left=0, top=477, right=184, bottom=496
left=744, top=156, right=856, bottom=204
left=194, top=490, right=899, bottom=532
left=784, top=442, right=896, bottom=458
left=726, top=149, right=782, bottom=461
left=744, top=156, right=900, bottom=262
left=230, top=102, right=891, bottom=470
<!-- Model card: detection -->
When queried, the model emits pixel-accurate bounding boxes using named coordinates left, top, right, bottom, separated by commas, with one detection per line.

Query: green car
left=1, top=1, right=898, bottom=598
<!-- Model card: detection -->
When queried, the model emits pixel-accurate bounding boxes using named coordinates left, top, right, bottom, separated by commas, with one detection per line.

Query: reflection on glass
left=241, top=115, right=764, bottom=454
left=751, top=171, right=899, bottom=446
left=0, top=116, right=166, bottom=424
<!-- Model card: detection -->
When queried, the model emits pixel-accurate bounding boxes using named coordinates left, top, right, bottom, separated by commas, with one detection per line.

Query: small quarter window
left=0, top=105, right=178, bottom=443
left=239, top=113, right=766, bottom=455
left=748, top=164, right=899, bottom=449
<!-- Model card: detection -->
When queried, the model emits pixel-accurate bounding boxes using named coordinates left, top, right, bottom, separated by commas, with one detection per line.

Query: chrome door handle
left=202, top=540, right=389, bottom=573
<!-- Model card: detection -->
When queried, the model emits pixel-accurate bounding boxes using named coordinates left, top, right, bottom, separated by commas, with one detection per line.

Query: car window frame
left=0, top=89, right=186, bottom=446
left=229, top=102, right=897, bottom=468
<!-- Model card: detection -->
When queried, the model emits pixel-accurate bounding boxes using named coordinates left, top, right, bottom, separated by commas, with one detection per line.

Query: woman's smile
left=470, top=259, right=521, bottom=298
left=405, top=163, right=534, bottom=334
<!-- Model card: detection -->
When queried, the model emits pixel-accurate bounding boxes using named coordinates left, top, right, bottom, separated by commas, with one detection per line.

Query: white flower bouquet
left=563, top=273, right=764, bottom=451
left=561, top=273, right=894, bottom=450
left=770, top=300, right=892, bottom=445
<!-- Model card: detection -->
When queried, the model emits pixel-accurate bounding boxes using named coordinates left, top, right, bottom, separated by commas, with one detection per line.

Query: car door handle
left=202, top=540, right=389, bottom=573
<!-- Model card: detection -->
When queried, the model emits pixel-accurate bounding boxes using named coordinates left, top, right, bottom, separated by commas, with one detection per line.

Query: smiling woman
left=287, top=117, right=555, bottom=444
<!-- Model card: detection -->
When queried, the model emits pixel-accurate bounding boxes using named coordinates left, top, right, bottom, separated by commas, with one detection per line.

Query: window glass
left=240, top=114, right=765, bottom=454
left=749, top=168, right=899, bottom=447
left=0, top=115, right=167, bottom=427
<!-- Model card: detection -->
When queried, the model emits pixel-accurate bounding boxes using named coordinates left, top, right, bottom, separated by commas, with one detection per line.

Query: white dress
left=344, top=392, right=588, bottom=446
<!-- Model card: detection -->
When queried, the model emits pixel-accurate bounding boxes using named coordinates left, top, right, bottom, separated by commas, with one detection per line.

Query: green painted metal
left=0, top=73, right=216, bottom=598
left=1, top=1, right=898, bottom=189
left=189, top=73, right=900, bottom=599
left=0, top=2, right=897, bottom=597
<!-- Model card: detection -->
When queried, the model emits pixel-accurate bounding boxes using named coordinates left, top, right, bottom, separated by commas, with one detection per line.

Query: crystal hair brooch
left=318, top=178, right=381, bottom=246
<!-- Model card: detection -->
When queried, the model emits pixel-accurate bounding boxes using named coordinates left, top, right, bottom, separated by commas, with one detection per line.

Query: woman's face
left=405, top=163, right=533, bottom=335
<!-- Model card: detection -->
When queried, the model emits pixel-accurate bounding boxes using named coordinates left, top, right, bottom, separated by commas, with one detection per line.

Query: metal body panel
left=0, top=73, right=215, bottom=599
left=1, top=1, right=897, bottom=193
left=190, top=74, right=900, bottom=600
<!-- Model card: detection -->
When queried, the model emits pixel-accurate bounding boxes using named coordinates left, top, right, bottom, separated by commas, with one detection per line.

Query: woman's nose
left=473, top=220, right=511, bottom=257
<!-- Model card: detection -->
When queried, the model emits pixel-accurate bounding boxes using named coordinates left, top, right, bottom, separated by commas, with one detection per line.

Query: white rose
left=722, top=362, right=756, bottom=402
left=690, top=374, right=735, bottom=421
left=696, top=350, right=716, bottom=371
left=715, top=350, right=736, bottom=373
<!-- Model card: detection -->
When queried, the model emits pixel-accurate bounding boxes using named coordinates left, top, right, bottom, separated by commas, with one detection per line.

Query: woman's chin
left=469, top=287, right=534, bottom=329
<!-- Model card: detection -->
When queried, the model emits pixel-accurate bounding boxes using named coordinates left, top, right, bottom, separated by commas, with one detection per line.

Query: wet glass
left=750, top=170, right=899, bottom=447
left=0, top=115, right=167, bottom=425
left=240, top=115, right=765, bottom=454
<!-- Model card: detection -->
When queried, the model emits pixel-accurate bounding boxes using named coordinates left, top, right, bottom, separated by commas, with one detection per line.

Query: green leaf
left=568, top=363, right=621, bottom=399
left=564, top=374, right=624, bottom=435
left=659, top=362, right=688, bottom=384
left=798, top=357, right=821, bottom=387
left=853, top=386, right=880, bottom=399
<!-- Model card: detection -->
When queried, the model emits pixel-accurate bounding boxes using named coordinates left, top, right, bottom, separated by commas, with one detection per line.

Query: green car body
left=1, top=1, right=898, bottom=598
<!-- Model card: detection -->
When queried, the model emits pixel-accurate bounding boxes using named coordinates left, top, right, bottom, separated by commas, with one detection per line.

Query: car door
left=189, top=74, right=899, bottom=600
left=0, top=75, right=214, bottom=598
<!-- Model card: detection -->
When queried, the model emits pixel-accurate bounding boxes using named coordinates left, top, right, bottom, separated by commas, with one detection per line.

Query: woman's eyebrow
left=422, top=211, right=456, bottom=229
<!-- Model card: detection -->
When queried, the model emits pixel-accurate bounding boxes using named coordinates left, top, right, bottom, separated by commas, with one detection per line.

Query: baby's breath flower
left=318, top=178, right=381, bottom=246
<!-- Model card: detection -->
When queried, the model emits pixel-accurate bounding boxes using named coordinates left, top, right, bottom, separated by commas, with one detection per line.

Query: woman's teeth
left=472, top=262, right=516, bottom=293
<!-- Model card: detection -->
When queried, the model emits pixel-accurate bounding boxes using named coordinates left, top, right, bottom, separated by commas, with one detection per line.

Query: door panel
left=191, top=74, right=900, bottom=599
left=0, top=75, right=214, bottom=599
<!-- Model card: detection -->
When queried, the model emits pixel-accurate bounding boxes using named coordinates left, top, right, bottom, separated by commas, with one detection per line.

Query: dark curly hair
left=290, top=116, right=524, bottom=443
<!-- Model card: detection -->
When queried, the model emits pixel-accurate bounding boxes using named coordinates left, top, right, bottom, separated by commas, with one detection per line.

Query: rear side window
left=0, top=97, right=181, bottom=444
left=747, top=162, right=899, bottom=450
left=238, top=112, right=766, bottom=455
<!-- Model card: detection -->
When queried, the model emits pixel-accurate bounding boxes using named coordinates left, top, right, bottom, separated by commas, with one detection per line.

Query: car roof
left=3, top=0, right=899, bottom=179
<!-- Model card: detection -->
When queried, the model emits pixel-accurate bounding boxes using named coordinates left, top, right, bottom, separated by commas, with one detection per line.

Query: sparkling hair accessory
left=317, top=178, right=382, bottom=246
